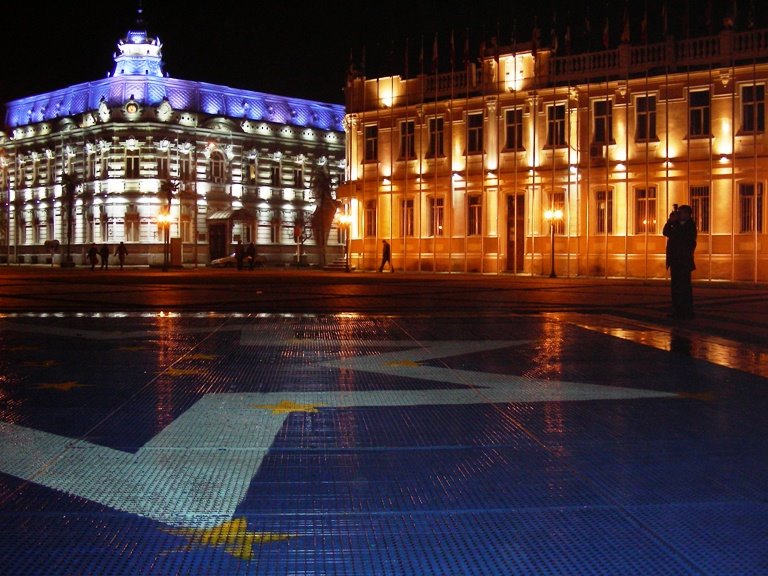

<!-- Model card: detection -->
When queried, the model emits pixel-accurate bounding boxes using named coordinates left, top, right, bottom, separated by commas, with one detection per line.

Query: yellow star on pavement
left=186, top=353, right=217, bottom=360
left=251, top=399, right=323, bottom=414
left=165, top=367, right=203, bottom=376
left=384, top=360, right=421, bottom=367
left=35, top=381, right=89, bottom=391
left=167, top=517, right=292, bottom=561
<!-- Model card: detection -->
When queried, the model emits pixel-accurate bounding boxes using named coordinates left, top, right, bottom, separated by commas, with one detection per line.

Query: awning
left=207, top=208, right=255, bottom=221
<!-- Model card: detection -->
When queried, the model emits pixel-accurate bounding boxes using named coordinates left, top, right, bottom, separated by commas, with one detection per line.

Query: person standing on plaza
left=99, top=244, right=110, bottom=270
left=87, top=243, right=98, bottom=271
left=378, top=239, right=394, bottom=272
left=246, top=241, right=257, bottom=270
left=663, top=204, right=697, bottom=318
left=115, top=242, right=128, bottom=270
left=235, top=240, right=245, bottom=270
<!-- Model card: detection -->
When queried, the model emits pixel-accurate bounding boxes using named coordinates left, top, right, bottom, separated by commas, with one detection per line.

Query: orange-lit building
left=339, top=25, right=768, bottom=282
left=0, top=21, right=345, bottom=267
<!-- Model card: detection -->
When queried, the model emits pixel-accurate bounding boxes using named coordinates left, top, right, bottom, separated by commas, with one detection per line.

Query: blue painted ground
left=0, top=313, right=766, bottom=575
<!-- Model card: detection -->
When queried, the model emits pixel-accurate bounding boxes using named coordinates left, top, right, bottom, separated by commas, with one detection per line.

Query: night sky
left=0, top=1, right=755, bottom=111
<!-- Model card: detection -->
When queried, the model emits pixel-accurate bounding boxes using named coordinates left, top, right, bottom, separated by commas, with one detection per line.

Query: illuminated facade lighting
left=0, top=20, right=345, bottom=267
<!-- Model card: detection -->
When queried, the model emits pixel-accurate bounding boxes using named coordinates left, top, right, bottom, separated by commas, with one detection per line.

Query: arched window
left=210, top=151, right=225, bottom=183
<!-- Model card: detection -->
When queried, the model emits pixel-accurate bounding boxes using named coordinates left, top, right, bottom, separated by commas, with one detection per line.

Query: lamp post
left=544, top=208, right=563, bottom=278
left=157, top=212, right=171, bottom=271
left=337, top=212, right=352, bottom=272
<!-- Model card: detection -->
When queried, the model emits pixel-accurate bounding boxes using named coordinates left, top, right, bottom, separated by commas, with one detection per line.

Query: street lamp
left=157, top=212, right=171, bottom=271
left=337, top=212, right=352, bottom=272
left=544, top=208, right=563, bottom=278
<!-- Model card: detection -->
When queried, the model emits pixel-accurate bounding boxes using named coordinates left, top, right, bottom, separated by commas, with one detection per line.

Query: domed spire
left=112, top=3, right=165, bottom=78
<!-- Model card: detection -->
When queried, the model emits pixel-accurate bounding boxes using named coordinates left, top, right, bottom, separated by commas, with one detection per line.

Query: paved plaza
left=0, top=270, right=766, bottom=574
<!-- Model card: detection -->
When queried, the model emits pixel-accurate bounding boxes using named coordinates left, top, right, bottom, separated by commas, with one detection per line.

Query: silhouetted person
left=99, top=244, right=110, bottom=269
left=246, top=241, right=257, bottom=270
left=87, top=243, right=98, bottom=271
left=378, top=239, right=394, bottom=272
left=663, top=204, right=697, bottom=318
left=235, top=240, right=245, bottom=270
left=115, top=242, right=128, bottom=270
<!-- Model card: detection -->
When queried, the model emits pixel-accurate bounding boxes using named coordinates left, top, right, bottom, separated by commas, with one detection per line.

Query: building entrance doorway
left=208, top=223, right=227, bottom=261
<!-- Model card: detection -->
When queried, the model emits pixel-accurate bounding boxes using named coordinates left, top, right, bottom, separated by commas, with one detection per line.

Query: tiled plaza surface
left=0, top=311, right=766, bottom=575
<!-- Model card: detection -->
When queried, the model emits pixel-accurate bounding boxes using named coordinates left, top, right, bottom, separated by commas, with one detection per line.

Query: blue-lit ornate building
left=0, top=22, right=346, bottom=267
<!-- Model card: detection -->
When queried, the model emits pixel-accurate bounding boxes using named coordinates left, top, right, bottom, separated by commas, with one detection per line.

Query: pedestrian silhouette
left=99, top=244, right=110, bottom=270
left=115, top=242, right=128, bottom=270
left=378, top=240, right=394, bottom=272
left=235, top=240, right=245, bottom=270
left=663, top=204, right=697, bottom=318
left=87, top=243, right=98, bottom=271
left=246, top=242, right=257, bottom=270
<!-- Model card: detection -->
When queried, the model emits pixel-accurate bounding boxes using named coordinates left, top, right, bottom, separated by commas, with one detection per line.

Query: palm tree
left=60, top=172, right=79, bottom=267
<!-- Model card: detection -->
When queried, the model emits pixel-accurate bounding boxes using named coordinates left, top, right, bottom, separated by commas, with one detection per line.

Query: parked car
left=210, top=252, right=265, bottom=268
left=210, top=252, right=238, bottom=267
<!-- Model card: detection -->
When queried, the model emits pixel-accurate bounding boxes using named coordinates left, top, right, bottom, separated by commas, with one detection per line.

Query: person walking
left=663, top=204, right=697, bottom=318
left=235, top=240, right=245, bottom=271
left=99, top=244, right=110, bottom=270
left=87, top=243, right=98, bottom=271
left=378, top=239, right=394, bottom=272
left=246, top=241, right=257, bottom=270
left=115, top=242, right=128, bottom=270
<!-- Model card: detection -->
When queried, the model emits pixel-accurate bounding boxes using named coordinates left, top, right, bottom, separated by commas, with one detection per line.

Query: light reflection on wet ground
left=562, top=312, right=768, bottom=379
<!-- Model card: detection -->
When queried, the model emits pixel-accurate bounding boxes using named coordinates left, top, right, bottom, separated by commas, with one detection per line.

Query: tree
left=309, top=163, right=340, bottom=266
left=60, top=172, right=79, bottom=267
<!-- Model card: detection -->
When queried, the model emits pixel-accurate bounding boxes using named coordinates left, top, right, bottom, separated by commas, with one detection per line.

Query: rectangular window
left=741, top=84, right=765, bottom=133
left=125, top=150, right=140, bottom=178
left=636, top=95, right=657, bottom=142
left=364, top=125, right=378, bottom=162
left=634, top=186, right=657, bottom=234
left=400, top=120, right=416, bottom=159
left=429, top=197, right=444, bottom=236
left=364, top=200, right=377, bottom=237
left=157, top=155, right=169, bottom=179
left=689, top=90, right=711, bottom=137
left=428, top=117, right=444, bottom=157
left=596, top=189, right=613, bottom=234
left=690, top=185, right=710, bottom=233
left=401, top=198, right=414, bottom=236
left=467, top=112, right=484, bottom=154
left=468, top=195, right=482, bottom=236
left=270, top=165, right=280, bottom=186
left=179, top=156, right=192, bottom=181
left=504, top=108, right=524, bottom=151
left=593, top=99, right=613, bottom=144
left=84, top=154, right=94, bottom=181
left=294, top=167, right=304, bottom=188
left=546, top=104, right=566, bottom=147
left=739, top=182, right=764, bottom=233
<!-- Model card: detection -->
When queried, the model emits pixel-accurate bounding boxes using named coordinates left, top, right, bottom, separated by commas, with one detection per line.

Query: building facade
left=339, top=25, right=768, bottom=282
left=0, top=24, right=346, bottom=267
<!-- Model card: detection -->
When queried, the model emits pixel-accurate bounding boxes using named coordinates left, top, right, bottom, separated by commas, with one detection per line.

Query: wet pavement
left=0, top=269, right=766, bottom=574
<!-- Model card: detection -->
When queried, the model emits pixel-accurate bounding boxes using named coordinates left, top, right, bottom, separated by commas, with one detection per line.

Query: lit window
left=634, top=186, right=657, bottom=234
left=547, top=104, right=567, bottom=147
left=636, top=95, right=657, bottom=142
left=467, top=112, right=484, bottom=154
left=739, top=182, right=763, bottom=233
left=741, top=84, right=765, bottom=133
left=468, top=195, right=482, bottom=235
left=689, top=90, right=711, bottom=137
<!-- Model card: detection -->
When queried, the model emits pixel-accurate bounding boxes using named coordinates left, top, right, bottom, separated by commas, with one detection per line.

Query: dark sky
left=0, top=1, right=752, bottom=110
